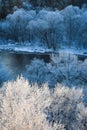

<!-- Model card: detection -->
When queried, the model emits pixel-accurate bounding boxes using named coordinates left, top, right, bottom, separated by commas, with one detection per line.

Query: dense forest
left=0, top=0, right=87, bottom=49
left=0, top=0, right=87, bottom=18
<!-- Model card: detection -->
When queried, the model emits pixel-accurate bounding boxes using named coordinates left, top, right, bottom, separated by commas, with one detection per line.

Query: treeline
left=29, top=0, right=87, bottom=9
left=0, top=0, right=87, bottom=18
left=0, top=0, right=22, bottom=18
left=0, top=6, right=87, bottom=49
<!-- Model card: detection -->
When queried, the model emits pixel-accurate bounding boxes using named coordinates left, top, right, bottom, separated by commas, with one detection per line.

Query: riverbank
left=0, top=44, right=87, bottom=57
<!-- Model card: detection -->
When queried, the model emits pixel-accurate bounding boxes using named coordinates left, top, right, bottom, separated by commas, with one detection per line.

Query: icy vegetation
left=0, top=0, right=87, bottom=18
left=0, top=77, right=87, bottom=130
left=0, top=53, right=87, bottom=88
left=24, top=54, right=87, bottom=88
left=0, top=1, right=87, bottom=130
left=0, top=1, right=87, bottom=49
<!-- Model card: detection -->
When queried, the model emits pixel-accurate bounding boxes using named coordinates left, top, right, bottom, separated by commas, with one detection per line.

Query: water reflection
left=0, top=52, right=50, bottom=85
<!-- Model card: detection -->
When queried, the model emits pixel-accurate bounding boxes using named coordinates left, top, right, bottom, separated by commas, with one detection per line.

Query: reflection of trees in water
left=0, top=52, right=50, bottom=84
left=0, top=62, right=11, bottom=85
left=0, top=54, right=23, bottom=84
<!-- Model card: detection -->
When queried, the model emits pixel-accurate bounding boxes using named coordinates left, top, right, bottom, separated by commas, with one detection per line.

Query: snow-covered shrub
left=77, top=103, right=87, bottom=130
left=25, top=59, right=49, bottom=85
left=0, top=76, right=87, bottom=130
left=46, top=84, right=87, bottom=130
left=50, top=53, right=87, bottom=87
left=78, top=59, right=87, bottom=84
left=50, top=53, right=78, bottom=86
left=25, top=54, right=87, bottom=88
left=25, top=58, right=61, bottom=87
left=0, top=76, right=65, bottom=130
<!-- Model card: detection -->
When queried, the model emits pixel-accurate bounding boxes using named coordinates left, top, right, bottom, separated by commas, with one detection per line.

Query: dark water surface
left=0, top=52, right=50, bottom=85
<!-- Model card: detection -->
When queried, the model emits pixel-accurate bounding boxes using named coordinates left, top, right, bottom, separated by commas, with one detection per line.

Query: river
left=0, top=52, right=50, bottom=85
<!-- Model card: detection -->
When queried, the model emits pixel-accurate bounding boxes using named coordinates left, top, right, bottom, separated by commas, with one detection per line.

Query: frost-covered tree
left=28, top=9, right=65, bottom=49
left=50, top=53, right=87, bottom=86
left=61, top=5, right=82, bottom=48
left=0, top=77, right=87, bottom=130
left=25, top=59, right=49, bottom=84
left=6, top=9, right=36, bottom=42
left=77, top=103, right=87, bottom=130
left=25, top=54, right=87, bottom=88
left=79, top=11, right=87, bottom=49
left=0, top=5, right=87, bottom=49
left=46, top=84, right=87, bottom=130
left=0, top=76, right=65, bottom=130
left=28, top=18, right=50, bottom=46
left=50, top=53, right=79, bottom=86
left=25, top=58, right=62, bottom=87
left=78, top=59, right=87, bottom=83
left=41, top=10, right=65, bottom=49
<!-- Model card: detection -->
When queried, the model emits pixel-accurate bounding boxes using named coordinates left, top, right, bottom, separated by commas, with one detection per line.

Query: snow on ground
left=0, top=44, right=53, bottom=54
left=58, top=48, right=87, bottom=57
left=0, top=44, right=87, bottom=56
